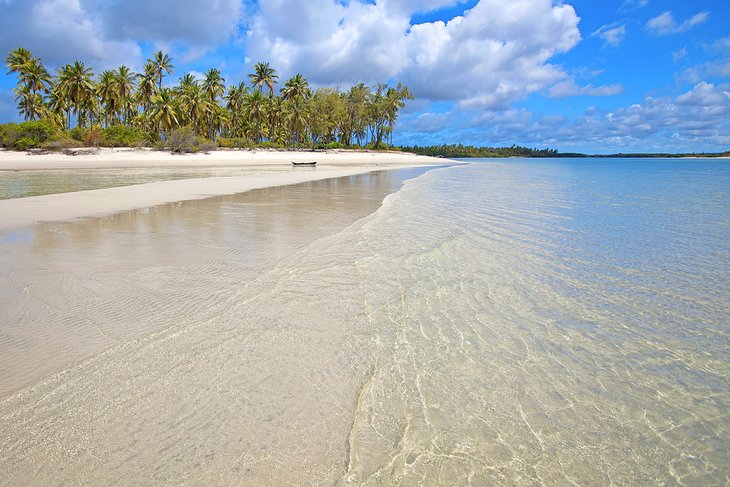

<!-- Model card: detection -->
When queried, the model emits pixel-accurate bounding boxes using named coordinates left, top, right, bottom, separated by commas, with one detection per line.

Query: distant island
left=401, top=144, right=730, bottom=159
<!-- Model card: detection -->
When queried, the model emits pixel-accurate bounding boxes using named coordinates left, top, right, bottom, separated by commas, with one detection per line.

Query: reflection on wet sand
left=0, top=168, right=429, bottom=399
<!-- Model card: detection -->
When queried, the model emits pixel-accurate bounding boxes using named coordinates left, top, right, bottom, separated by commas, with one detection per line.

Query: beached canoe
left=292, top=161, right=317, bottom=166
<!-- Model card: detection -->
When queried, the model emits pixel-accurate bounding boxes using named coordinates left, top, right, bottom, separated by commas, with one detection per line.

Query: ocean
left=1, top=158, right=728, bottom=485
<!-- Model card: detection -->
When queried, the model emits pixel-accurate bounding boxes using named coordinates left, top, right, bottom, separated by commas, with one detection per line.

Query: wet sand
left=0, top=149, right=447, bottom=231
left=0, top=168, right=436, bottom=485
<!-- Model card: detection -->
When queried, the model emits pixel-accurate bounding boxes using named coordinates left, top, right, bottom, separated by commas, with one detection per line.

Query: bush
left=315, top=141, right=344, bottom=150
left=41, top=138, right=82, bottom=151
left=167, top=127, right=216, bottom=153
left=15, top=136, right=39, bottom=151
left=0, top=123, right=16, bottom=148
left=69, top=126, right=90, bottom=142
left=13, top=120, right=58, bottom=149
left=84, top=128, right=103, bottom=147
left=253, top=141, right=286, bottom=149
left=102, top=125, right=146, bottom=147
left=217, top=137, right=251, bottom=149
left=365, top=141, right=389, bottom=151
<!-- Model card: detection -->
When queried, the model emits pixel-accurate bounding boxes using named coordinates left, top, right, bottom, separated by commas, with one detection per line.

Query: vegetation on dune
left=2, top=48, right=414, bottom=152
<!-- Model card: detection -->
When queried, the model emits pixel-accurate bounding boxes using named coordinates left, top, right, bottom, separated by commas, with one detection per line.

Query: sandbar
left=0, top=148, right=452, bottom=231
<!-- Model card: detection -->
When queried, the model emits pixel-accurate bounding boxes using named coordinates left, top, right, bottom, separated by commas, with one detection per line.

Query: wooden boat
left=291, top=161, right=317, bottom=166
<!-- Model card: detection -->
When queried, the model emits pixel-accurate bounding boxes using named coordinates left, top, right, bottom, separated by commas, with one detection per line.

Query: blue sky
left=1, top=0, right=728, bottom=153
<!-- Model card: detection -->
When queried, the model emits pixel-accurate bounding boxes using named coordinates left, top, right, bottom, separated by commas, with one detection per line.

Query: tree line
left=401, top=144, right=730, bottom=159
left=4, top=48, right=413, bottom=150
left=400, top=144, right=570, bottom=158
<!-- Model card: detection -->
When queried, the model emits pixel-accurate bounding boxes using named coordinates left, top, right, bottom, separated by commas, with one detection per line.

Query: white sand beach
left=0, top=148, right=451, bottom=231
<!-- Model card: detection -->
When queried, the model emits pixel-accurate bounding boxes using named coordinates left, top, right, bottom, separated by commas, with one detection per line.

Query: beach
left=0, top=156, right=728, bottom=485
left=0, top=148, right=448, bottom=231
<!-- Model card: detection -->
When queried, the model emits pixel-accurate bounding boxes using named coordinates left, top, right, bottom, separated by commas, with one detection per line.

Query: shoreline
left=0, top=147, right=445, bottom=170
left=0, top=148, right=455, bottom=231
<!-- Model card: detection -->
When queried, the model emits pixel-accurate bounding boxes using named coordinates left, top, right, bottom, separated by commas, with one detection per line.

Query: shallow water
left=0, top=165, right=293, bottom=199
left=0, top=159, right=728, bottom=485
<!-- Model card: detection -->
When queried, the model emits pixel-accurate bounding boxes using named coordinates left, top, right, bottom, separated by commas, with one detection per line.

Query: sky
left=0, top=0, right=728, bottom=154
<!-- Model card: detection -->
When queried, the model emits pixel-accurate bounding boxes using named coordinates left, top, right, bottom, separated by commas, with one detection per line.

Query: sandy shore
left=0, top=148, right=452, bottom=231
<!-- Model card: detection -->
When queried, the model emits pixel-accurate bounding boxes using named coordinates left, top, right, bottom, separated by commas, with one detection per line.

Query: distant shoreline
left=399, top=144, right=730, bottom=159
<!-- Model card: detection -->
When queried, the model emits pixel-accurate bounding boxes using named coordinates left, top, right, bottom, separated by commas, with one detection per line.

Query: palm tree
left=136, top=61, right=158, bottom=115
left=248, top=62, right=278, bottom=95
left=281, top=74, right=310, bottom=102
left=150, top=88, right=179, bottom=137
left=5, top=47, right=32, bottom=76
left=286, top=98, right=308, bottom=146
left=178, top=81, right=207, bottom=135
left=203, top=68, right=225, bottom=103
left=6, top=49, right=52, bottom=121
left=21, top=58, right=51, bottom=97
left=151, top=50, right=174, bottom=90
left=97, top=69, right=119, bottom=126
left=202, top=69, right=225, bottom=139
left=266, top=95, right=285, bottom=142
left=13, top=85, right=44, bottom=121
left=47, top=82, right=69, bottom=129
left=243, top=90, right=266, bottom=142
left=224, top=82, right=248, bottom=137
left=56, top=61, right=95, bottom=128
left=114, top=65, right=136, bottom=125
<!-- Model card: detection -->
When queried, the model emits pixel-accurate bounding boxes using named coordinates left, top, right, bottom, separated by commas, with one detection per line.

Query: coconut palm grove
left=2, top=47, right=414, bottom=151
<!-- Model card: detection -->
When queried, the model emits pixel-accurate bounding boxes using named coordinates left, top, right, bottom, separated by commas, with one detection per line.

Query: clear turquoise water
left=341, top=158, right=730, bottom=484
left=0, top=159, right=728, bottom=485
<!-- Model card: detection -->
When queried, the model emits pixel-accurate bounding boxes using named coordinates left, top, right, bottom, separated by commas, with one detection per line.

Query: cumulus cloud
left=647, top=11, right=709, bottom=36
left=478, top=82, right=730, bottom=150
left=0, top=0, right=141, bottom=69
left=0, top=0, right=244, bottom=71
left=245, top=0, right=581, bottom=109
left=592, top=23, right=626, bottom=47
left=93, top=0, right=243, bottom=48
left=401, top=82, right=730, bottom=152
left=547, top=78, right=623, bottom=98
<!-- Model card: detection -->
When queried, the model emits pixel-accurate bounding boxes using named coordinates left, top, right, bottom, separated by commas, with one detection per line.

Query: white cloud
left=592, top=23, right=626, bottom=47
left=0, top=0, right=141, bottom=70
left=620, top=0, right=649, bottom=12
left=675, top=81, right=730, bottom=106
left=548, top=78, right=624, bottom=98
left=474, top=82, right=730, bottom=150
left=647, top=11, right=709, bottom=36
left=94, top=0, right=243, bottom=47
left=399, top=81, right=730, bottom=152
left=244, top=0, right=581, bottom=109
left=245, top=0, right=410, bottom=85
left=0, top=0, right=244, bottom=71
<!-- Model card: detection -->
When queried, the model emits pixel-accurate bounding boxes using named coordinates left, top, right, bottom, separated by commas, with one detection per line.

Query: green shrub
left=217, top=137, right=251, bottom=149
left=365, top=141, right=389, bottom=151
left=15, top=136, right=39, bottom=150
left=102, top=125, right=146, bottom=147
left=0, top=123, right=18, bottom=148
left=196, top=137, right=216, bottom=153
left=14, top=120, right=58, bottom=148
left=69, top=126, right=89, bottom=142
